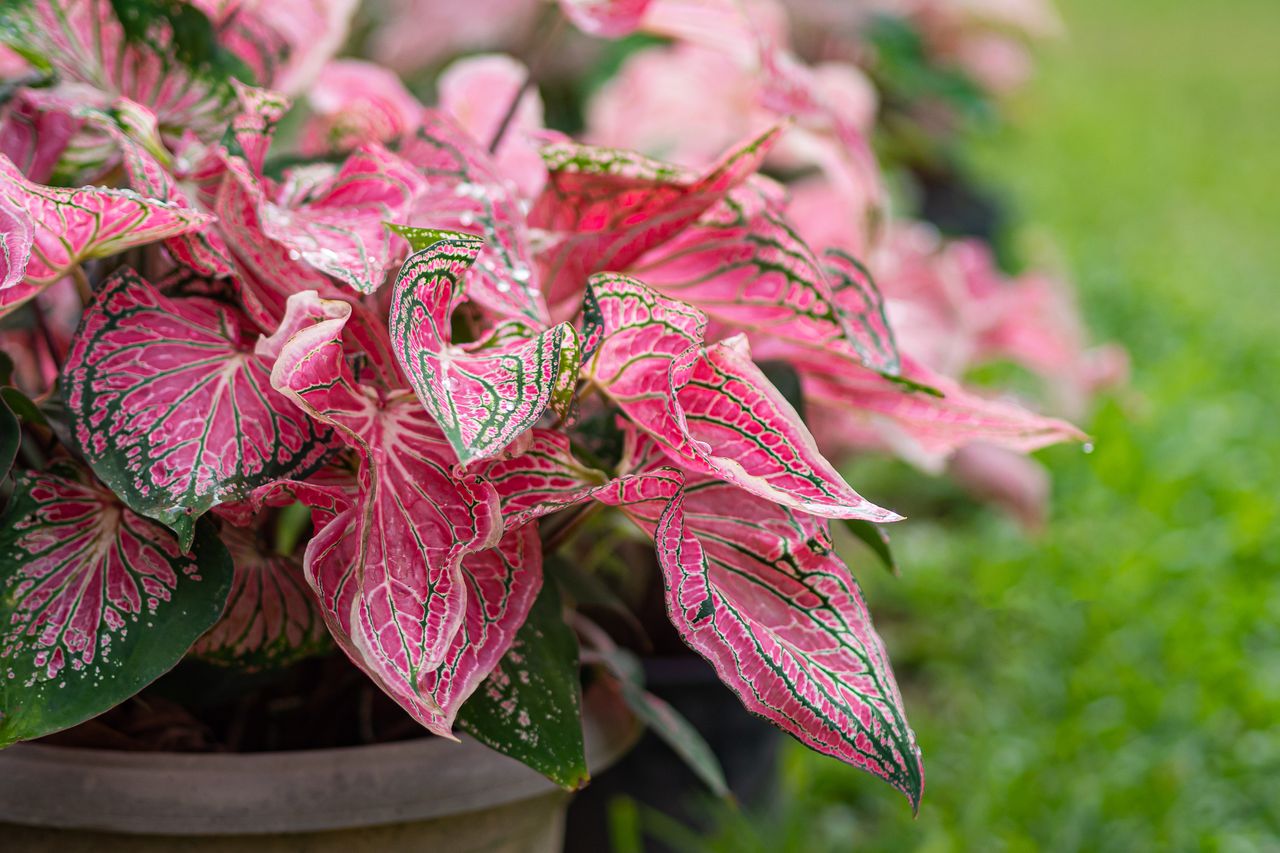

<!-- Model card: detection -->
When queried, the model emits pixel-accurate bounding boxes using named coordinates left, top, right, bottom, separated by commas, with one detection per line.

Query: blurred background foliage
left=617, top=0, right=1280, bottom=847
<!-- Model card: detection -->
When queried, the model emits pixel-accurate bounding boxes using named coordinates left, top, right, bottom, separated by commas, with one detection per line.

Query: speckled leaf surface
left=92, top=98, right=233, bottom=277
left=266, top=290, right=546, bottom=735
left=584, top=273, right=900, bottom=522
left=192, top=525, right=329, bottom=669
left=616, top=444, right=924, bottom=810
left=0, top=468, right=233, bottom=746
left=0, top=154, right=209, bottom=316
left=389, top=235, right=581, bottom=465
left=456, top=573, right=587, bottom=788
left=62, top=269, right=332, bottom=550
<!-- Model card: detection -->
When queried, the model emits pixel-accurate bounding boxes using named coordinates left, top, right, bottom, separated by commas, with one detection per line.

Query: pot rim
left=0, top=716, right=630, bottom=836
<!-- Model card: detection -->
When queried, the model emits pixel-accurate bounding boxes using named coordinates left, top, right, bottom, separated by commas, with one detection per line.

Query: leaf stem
left=30, top=300, right=62, bottom=373
left=71, top=265, right=93, bottom=304
left=488, top=8, right=566, bottom=154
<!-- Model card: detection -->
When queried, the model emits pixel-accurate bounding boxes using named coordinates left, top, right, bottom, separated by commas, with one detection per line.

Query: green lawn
left=693, top=0, right=1280, bottom=849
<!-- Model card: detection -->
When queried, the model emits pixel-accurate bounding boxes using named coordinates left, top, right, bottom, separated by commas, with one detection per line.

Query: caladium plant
left=0, top=0, right=1113, bottom=816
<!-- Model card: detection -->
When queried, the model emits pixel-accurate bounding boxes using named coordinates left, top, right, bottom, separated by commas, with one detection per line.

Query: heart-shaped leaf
left=796, top=353, right=1085, bottom=471
left=0, top=467, right=233, bottom=746
left=0, top=0, right=243, bottom=136
left=389, top=234, right=582, bottom=465
left=62, top=268, right=333, bottom=550
left=265, top=290, right=550, bottom=734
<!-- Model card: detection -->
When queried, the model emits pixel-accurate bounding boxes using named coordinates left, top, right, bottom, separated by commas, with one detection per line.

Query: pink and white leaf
left=585, top=273, right=900, bottom=522
left=633, top=179, right=900, bottom=376
left=0, top=154, right=209, bottom=316
left=615, top=439, right=924, bottom=809
left=267, top=291, right=509, bottom=726
left=300, top=59, right=423, bottom=156
left=62, top=269, right=333, bottom=550
left=531, top=125, right=783, bottom=315
left=438, top=54, right=548, bottom=200
left=389, top=235, right=582, bottom=465
left=796, top=353, right=1085, bottom=471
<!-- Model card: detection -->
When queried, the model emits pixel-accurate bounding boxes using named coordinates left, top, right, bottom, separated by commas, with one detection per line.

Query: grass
left=672, top=0, right=1280, bottom=849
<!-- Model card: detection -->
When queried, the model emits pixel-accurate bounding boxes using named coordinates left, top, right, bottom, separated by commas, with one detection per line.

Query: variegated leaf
left=584, top=273, right=900, bottom=522
left=0, top=154, right=210, bottom=316
left=0, top=193, right=32, bottom=292
left=62, top=269, right=332, bottom=550
left=634, top=180, right=901, bottom=376
left=191, top=525, right=329, bottom=669
left=0, top=467, right=234, bottom=746
left=0, top=0, right=242, bottom=137
left=266, top=291, right=527, bottom=732
left=388, top=235, right=581, bottom=465
left=396, top=111, right=549, bottom=325
left=617, top=446, right=924, bottom=810
left=796, top=353, right=1085, bottom=471
left=531, top=125, right=783, bottom=314
left=91, top=98, right=233, bottom=277
left=456, top=577, right=588, bottom=789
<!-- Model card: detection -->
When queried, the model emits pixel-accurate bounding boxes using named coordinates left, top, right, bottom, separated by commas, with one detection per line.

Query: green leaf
left=842, top=518, right=899, bottom=575
left=456, top=579, right=589, bottom=789
left=0, top=392, right=17, bottom=481
left=602, top=646, right=729, bottom=800
left=0, top=469, right=234, bottom=746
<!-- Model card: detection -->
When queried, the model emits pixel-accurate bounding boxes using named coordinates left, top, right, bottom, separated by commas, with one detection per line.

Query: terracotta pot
left=0, top=714, right=631, bottom=852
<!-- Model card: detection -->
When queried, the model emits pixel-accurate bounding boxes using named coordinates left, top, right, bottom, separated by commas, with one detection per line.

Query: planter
left=0, top=713, right=632, bottom=852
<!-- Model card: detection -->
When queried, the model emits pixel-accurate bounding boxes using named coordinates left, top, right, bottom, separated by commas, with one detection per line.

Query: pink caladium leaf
left=90, top=98, right=234, bottom=277
left=0, top=195, right=33, bottom=292
left=192, top=525, right=329, bottom=669
left=584, top=272, right=900, bottom=522
left=0, top=0, right=243, bottom=137
left=615, top=441, right=924, bottom=810
left=396, top=111, right=549, bottom=325
left=245, top=144, right=425, bottom=296
left=531, top=125, right=783, bottom=312
left=0, top=154, right=210, bottom=316
left=558, top=0, right=653, bottom=38
left=388, top=234, right=582, bottom=465
left=0, top=466, right=233, bottom=746
left=634, top=179, right=901, bottom=376
left=62, top=269, right=333, bottom=551
left=266, top=291, right=528, bottom=731
left=796, top=353, right=1086, bottom=471
left=0, top=88, right=84, bottom=184
left=218, top=0, right=357, bottom=96
left=300, top=58, right=423, bottom=155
